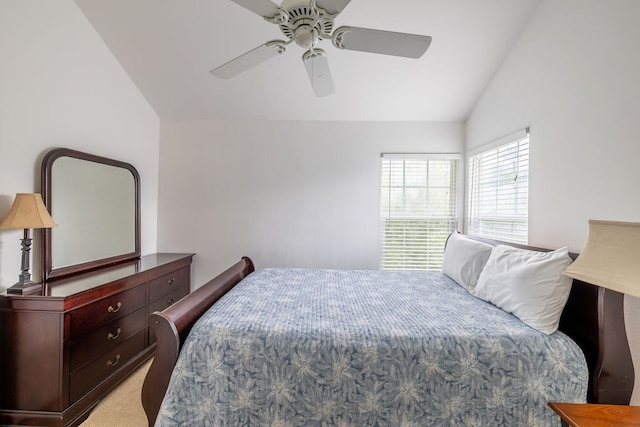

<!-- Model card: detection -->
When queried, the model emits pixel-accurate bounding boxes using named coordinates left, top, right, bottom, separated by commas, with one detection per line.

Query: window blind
left=380, top=154, right=460, bottom=271
left=467, top=129, right=529, bottom=244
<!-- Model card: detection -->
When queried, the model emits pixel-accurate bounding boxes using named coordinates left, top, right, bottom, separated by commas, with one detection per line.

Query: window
left=467, top=128, right=529, bottom=244
left=380, top=154, right=461, bottom=271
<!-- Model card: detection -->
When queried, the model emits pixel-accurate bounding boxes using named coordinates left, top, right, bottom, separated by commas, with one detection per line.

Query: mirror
left=41, top=148, right=140, bottom=282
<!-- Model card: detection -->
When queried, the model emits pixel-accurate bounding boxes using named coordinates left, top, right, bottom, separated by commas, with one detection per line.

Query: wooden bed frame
left=141, top=242, right=635, bottom=426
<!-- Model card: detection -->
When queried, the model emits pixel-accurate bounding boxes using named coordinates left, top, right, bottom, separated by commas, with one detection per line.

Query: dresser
left=0, top=253, right=193, bottom=427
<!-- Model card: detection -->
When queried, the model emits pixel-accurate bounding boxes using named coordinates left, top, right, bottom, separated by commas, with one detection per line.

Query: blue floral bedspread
left=156, top=268, right=588, bottom=426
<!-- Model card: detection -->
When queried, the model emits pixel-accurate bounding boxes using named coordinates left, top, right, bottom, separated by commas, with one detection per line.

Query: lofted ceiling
left=74, top=0, right=540, bottom=121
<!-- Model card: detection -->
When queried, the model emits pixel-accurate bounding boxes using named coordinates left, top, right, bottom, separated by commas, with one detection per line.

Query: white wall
left=466, top=0, right=640, bottom=402
left=158, top=120, right=464, bottom=287
left=0, top=1, right=160, bottom=290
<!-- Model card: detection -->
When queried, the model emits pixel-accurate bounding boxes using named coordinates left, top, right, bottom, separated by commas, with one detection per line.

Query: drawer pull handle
left=107, top=354, right=121, bottom=367
left=167, top=298, right=176, bottom=306
left=107, top=328, right=122, bottom=340
left=108, top=302, right=122, bottom=313
left=167, top=278, right=176, bottom=286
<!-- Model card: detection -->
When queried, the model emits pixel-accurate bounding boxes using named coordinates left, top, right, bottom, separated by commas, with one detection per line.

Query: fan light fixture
left=210, top=0, right=432, bottom=97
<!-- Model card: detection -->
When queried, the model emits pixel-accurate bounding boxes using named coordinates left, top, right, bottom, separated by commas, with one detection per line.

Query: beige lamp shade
left=563, top=220, right=640, bottom=298
left=0, top=193, right=57, bottom=230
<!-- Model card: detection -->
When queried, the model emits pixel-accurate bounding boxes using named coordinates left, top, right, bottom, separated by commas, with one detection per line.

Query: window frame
left=379, top=153, right=463, bottom=271
left=465, top=128, right=530, bottom=244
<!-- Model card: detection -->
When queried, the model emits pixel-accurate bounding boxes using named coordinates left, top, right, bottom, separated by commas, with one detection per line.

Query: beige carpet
left=80, top=359, right=151, bottom=427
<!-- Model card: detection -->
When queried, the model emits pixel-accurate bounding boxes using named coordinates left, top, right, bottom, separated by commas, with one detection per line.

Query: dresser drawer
left=148, top=285, right=189, bottom=344
left=69, top=330, right=145, bottom=403
left=149, top=266, right=190, bottom=301
left=148, top=284, right=189, bottom=314
left=70, top=307, right=146, bottom=370
left=70, top=285, right=146, bottom=339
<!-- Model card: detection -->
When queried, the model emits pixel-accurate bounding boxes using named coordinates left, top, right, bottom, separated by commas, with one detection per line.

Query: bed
left=141, top=235, right=634, bottom=426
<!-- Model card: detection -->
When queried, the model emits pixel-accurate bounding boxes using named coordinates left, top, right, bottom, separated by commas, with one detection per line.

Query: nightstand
left=548, top=402, right=640, bottom=426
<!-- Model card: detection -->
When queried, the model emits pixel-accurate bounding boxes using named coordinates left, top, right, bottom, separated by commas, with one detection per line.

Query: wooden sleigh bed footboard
left=141, top=256, right=255, bottom=425
left=141, top=242, right=635, bottom=426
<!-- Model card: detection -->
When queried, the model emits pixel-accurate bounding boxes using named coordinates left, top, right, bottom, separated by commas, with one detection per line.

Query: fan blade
left=231, top=0, right=282, bottom=19
left=315, top=0, right=352, bottom=15
left=210, top=41, right=287, bottom=79
left=333, top=26, right=432, bottom=58
left=303, top=49, right=335, bottom=97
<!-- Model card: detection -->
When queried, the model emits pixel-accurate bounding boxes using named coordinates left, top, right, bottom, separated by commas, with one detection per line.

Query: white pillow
left=441, top=232, right=494, bottom=292
left=473, top=245, right=574, bottom=334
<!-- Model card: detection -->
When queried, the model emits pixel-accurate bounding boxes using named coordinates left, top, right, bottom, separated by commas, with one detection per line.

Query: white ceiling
left=74, top=0, right=540, bottom=121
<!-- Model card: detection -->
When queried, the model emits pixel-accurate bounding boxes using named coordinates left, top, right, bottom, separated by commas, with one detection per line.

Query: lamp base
left=6, top=281, right=43, bottom=295
left=4, top=231, right=42, bottom=296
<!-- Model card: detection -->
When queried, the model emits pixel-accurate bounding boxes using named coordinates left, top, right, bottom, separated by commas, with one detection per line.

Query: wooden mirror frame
left=41, top=148, right=141, bottom=282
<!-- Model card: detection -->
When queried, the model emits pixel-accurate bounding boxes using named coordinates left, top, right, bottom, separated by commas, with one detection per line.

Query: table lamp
left=563, top=220, right=640, bottom=298
left=0, top=193, right=57, bottom=295
left=563, top=219, right=640, bottom=404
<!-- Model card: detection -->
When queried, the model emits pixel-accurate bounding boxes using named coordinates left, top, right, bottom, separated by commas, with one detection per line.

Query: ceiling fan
left=210, top=0, right=432, bottom=97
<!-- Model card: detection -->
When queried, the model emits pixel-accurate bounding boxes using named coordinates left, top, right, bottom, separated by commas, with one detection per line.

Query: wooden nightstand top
left=548, top=402, right=640, bottom=426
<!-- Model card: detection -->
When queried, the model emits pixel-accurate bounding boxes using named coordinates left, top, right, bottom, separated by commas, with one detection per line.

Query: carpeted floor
left=80, top=359, right=151, bottom=427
